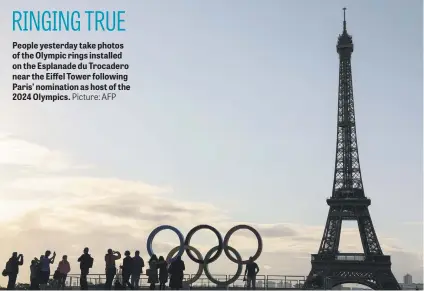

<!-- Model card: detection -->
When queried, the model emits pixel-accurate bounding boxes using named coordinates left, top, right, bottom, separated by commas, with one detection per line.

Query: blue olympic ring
left=146, top=225, right=185, bottom=263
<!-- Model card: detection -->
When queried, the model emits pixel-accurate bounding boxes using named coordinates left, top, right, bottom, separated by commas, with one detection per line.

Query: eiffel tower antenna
left=343, top=7, right=347, bottom=32
left=303, top=10, right=401, bottom=290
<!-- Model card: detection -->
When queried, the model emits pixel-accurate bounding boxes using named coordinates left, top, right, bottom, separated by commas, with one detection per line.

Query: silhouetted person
left=244, top=257, right=259, bottom=290
left=168, top=256, right=185, bottom=290
left=131, top=250, right=144, bottom=289
left=147, top=255, right=159, bottom=290
left=105, top=249, right=121, bottom=290
left=40, top=250, right=55, bottom=289
left=57, top=255, right=70, bottom=289
left=29, top=259, right=40, bottom=290
left=35, top=256, right=44, bottom=289
left=122, top=250, right=134, bottom=289
left=78, top=247, right=93, bottom=290
left=5, top=252, right=24, bottom=290
left=157, top=256, right=168, bottom=290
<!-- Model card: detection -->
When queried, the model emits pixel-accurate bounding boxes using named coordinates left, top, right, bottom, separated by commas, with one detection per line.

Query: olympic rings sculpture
left=146, top=224, right=263, bottom=286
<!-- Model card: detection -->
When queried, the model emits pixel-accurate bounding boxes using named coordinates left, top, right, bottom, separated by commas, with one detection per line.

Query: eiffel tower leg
left=375, top=270, right=401, bottom=290
left=318, top=207, right=342, bottom=253
left=357, top=207, right=383, bottom=255
left=303, top=269, right=327, bottom=290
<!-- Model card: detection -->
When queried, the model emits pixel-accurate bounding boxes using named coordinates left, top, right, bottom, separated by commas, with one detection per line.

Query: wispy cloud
left=0, top=133, right=72, bottom=172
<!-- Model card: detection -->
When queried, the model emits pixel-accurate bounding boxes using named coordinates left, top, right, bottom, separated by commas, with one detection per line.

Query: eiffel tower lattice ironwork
left=303, top=9, right=400, bottom=290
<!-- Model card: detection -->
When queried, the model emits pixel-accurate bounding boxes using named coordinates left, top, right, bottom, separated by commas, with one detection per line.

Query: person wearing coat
left=147, top=255, right=159, bottom=290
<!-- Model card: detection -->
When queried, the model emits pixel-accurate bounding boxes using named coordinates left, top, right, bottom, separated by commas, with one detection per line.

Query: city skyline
left=0, top=0, right=422, bottom=287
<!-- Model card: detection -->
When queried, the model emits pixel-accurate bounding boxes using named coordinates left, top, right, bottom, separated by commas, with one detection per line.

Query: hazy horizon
left=0, top=0, right=422, bottom=287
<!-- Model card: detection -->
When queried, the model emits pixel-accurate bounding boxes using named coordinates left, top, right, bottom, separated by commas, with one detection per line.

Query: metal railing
left=59, top=273, right=306, bottom=289
left=335, top=253, right=365, bottom=261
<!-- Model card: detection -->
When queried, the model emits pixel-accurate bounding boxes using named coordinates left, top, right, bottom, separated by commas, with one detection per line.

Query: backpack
left=88, top=256, right=93, bottom=268
left=2, top=260, right=11, bottom=276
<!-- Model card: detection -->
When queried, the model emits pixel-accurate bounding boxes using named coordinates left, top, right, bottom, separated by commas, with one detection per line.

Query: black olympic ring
left=204, top=245, right=243, bottom=286
left=166, top=245, right=203, bottom=285
left=147, top=224, right=263, bottom=286
left=223, top=224, right=263, bottom=264
left=184, top=224, right=223, bottom=264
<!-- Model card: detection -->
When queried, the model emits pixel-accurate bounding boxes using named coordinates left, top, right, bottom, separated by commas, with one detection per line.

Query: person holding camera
left=104, top=249, right=121, bottom=290
left=4, top=252, right=24, bottom=290
left=39, top=250, right=56, bottom=289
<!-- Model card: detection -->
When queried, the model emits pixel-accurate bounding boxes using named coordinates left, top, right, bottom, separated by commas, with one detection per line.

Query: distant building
left=276, top=280, right=292, bottom=288
left=404, top=274, right=413, bottom=285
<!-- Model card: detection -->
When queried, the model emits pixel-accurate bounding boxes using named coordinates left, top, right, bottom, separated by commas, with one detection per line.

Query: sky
left=0, top=0, right=422, bottom=287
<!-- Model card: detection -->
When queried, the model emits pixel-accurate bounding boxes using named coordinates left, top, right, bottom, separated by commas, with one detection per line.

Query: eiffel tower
left=303, top=9, right=400, bottom=290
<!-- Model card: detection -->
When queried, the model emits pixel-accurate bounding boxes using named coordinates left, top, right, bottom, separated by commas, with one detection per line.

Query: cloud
left=0, top=136, right=422, bottom=286
left=243, top=223, right=298, bottom=238
left=3, top=176, right=170, bottom=200
left=0, top=175, right=226, bottom=226
left=0, top=133, right=72, bottom=172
